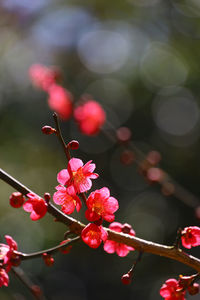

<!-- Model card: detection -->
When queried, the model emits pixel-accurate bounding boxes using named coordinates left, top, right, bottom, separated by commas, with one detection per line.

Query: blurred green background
left=0, top=0, right=200, bottom=299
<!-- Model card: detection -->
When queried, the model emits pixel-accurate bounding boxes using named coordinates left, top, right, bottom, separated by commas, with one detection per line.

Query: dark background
left=0, top=0, right=200, bottom=299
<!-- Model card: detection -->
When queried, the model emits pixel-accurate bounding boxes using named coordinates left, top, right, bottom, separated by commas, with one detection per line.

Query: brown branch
left=17, top=236, right=80, bottom=260
left=11, top=267, right=45, bottom=300
left=1, top=168, right=200, bottom=272
left=53, top=112, right=71, bottom=161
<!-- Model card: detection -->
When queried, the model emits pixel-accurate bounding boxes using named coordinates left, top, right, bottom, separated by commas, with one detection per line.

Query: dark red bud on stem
left=42, top=126, right=56, bottom=135
left=67, top=140, right=79, bottom=150
left=121, top=273, right=132, bottom=285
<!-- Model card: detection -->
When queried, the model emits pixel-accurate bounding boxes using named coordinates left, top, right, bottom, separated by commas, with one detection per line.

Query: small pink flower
left=85, top=187, right=119, bottom=222
left=47, top=84, right=73, bottom=120
left=160, top=278, right=186, bottom=300
left=23, top=193, right=47, bottom=221
left=0, top=236, right=18, bottom=272
left=104, top=222, right=135, bottom=257
left=0, top=268, right=9, bottom=287
left=57, top=158, right=98, bottom=194
left=53, top=185, right=81, bottom=215
left=74, top=100, right=106, bottom=135
left=29, top=64, right=59, bottom=91
left=81, top=223, right=108, bottom=249
left=181, top=226, right=200, bottom=249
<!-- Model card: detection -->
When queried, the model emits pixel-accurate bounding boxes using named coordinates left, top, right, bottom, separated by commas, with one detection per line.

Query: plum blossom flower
left=23, top=193, right=47, bottom=221
left=0, top=268, right=9, bottom=288
left=57, top=158, right=98, bottom=194
left=181, top=226, right=200, bottom=249
left=53, top=185, right=81, bottom=215
left=3, top=235, right=18, bottom=267
left=85, top=187, right=119, bottom=222
left=160, top=278, right=186, bottom=300
left=103, top=222, right=135, bottom=257
left=81, top=223, right=108, bottom=249
left=47, top=84, right=73, bottom=120
left=0, top=235, right=19, bottom=287
left=29, top=64, right=59, bottom=91
left=74, top=100, right=106, bottom=135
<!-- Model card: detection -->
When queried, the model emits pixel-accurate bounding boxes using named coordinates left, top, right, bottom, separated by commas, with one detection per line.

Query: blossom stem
left=80, top=192, right=87, bottom=205
left=0, top=168, right=83, bottom=228
left=173, top=227, right=182, bottom=249
left=128, top=251, right=143, bottom=278
left=53, top=112, right=71, bottom=161
left=17, top=236, right=80, bottom=260
left=11, top=267, right=45, bottom=300
left=1, top=168, right=200, bottom=272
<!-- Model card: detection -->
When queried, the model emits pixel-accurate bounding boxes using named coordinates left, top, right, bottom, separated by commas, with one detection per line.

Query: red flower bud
left=31, top=285, right=43, bottom=298
left=44, top=193, right=51, bottom=203
left=121, top=273, right=131, bottom=285
left=120, top=150, right=135, bottom=165
left=10, top=254, right=21, bottom=267
left=42, top=253, right=54, bottom=266
left=67, top=140, right=79, bottom=150
left=188, top=283, right=199, bottom=295
left=116, top=127, right=132, bottom=143
left=122, top=223, right=132, bottom=234
left=42, top=126, right=56, bottom=135
left=59, top=240, right=72, bottom=254
left=9, top=192, right=25, bottom=208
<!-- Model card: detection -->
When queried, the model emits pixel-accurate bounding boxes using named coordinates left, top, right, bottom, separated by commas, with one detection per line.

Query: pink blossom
left=47, top=84, right=72, bottom=120
left=181, top=226, right=200, bottom=249
left=160, top=278, right=186, bottom=300
left=104, top=222, right=135, bottom=257
left=57, top=158, right=98, bottom=194
left=0, top=236, right=18, bottom=273
left=81, top=223, right=108, bottom=249
left=74, top=100, right=106, bottom=135
left=29, top=64, right=59, bottom=91
left=53, top=185, right=81, bottom=215
left=85, top=187, right=119, bottom=222
left=0, top=268, right=9, bottom=288
left=23, top=193, right=47, bottom=221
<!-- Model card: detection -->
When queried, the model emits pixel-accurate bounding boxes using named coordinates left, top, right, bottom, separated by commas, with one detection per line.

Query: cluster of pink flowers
left=29, top=64, right=106, bottom=135
left=160, top=275, right=199, bottom=300
left=53, top=157, right=136, bottom=253
left=0, top=236, right=19, bottom=288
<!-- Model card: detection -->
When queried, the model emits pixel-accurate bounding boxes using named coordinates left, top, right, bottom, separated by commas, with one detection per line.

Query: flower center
left=72, top=169, right=84, bottom=184
left=93, top=202, right=103, bottom=215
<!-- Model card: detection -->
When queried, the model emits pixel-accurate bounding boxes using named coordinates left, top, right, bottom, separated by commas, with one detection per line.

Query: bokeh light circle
left=78, top=29, right=130, bottom=73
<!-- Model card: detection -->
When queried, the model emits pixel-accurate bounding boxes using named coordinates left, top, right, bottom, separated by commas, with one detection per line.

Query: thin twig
left=17, top=236, right=80, bottom=260
left=53, top=112, right=71, bottom=161
left=1, top=168, right=200, bottom=272
left=11, top=267, right=45, bottom=300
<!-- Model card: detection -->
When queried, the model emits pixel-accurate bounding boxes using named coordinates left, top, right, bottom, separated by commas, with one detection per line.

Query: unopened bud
left=116, top=127, right=132, bottom=143
left=44, top=193, right=51, bottom=203
left=59, top=240, right=72, bottom=254
left=42, top=126, right=56, bottom=135
left=42, top=253, right=54, bottom=266
left=10, top=254, right=21, bottom=267
left=31, top=285, right=43, bottom=298
left=67, top=140, right=79, bottom=150
left=121, top=273, right=131, bottom=285
left=9, top=192, right=25, bottom=208
left=122, top=223, right=132, bottom=234
left=120, top=150, right=135, bottom=165
left=188, top=283, right=199, bottom=295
